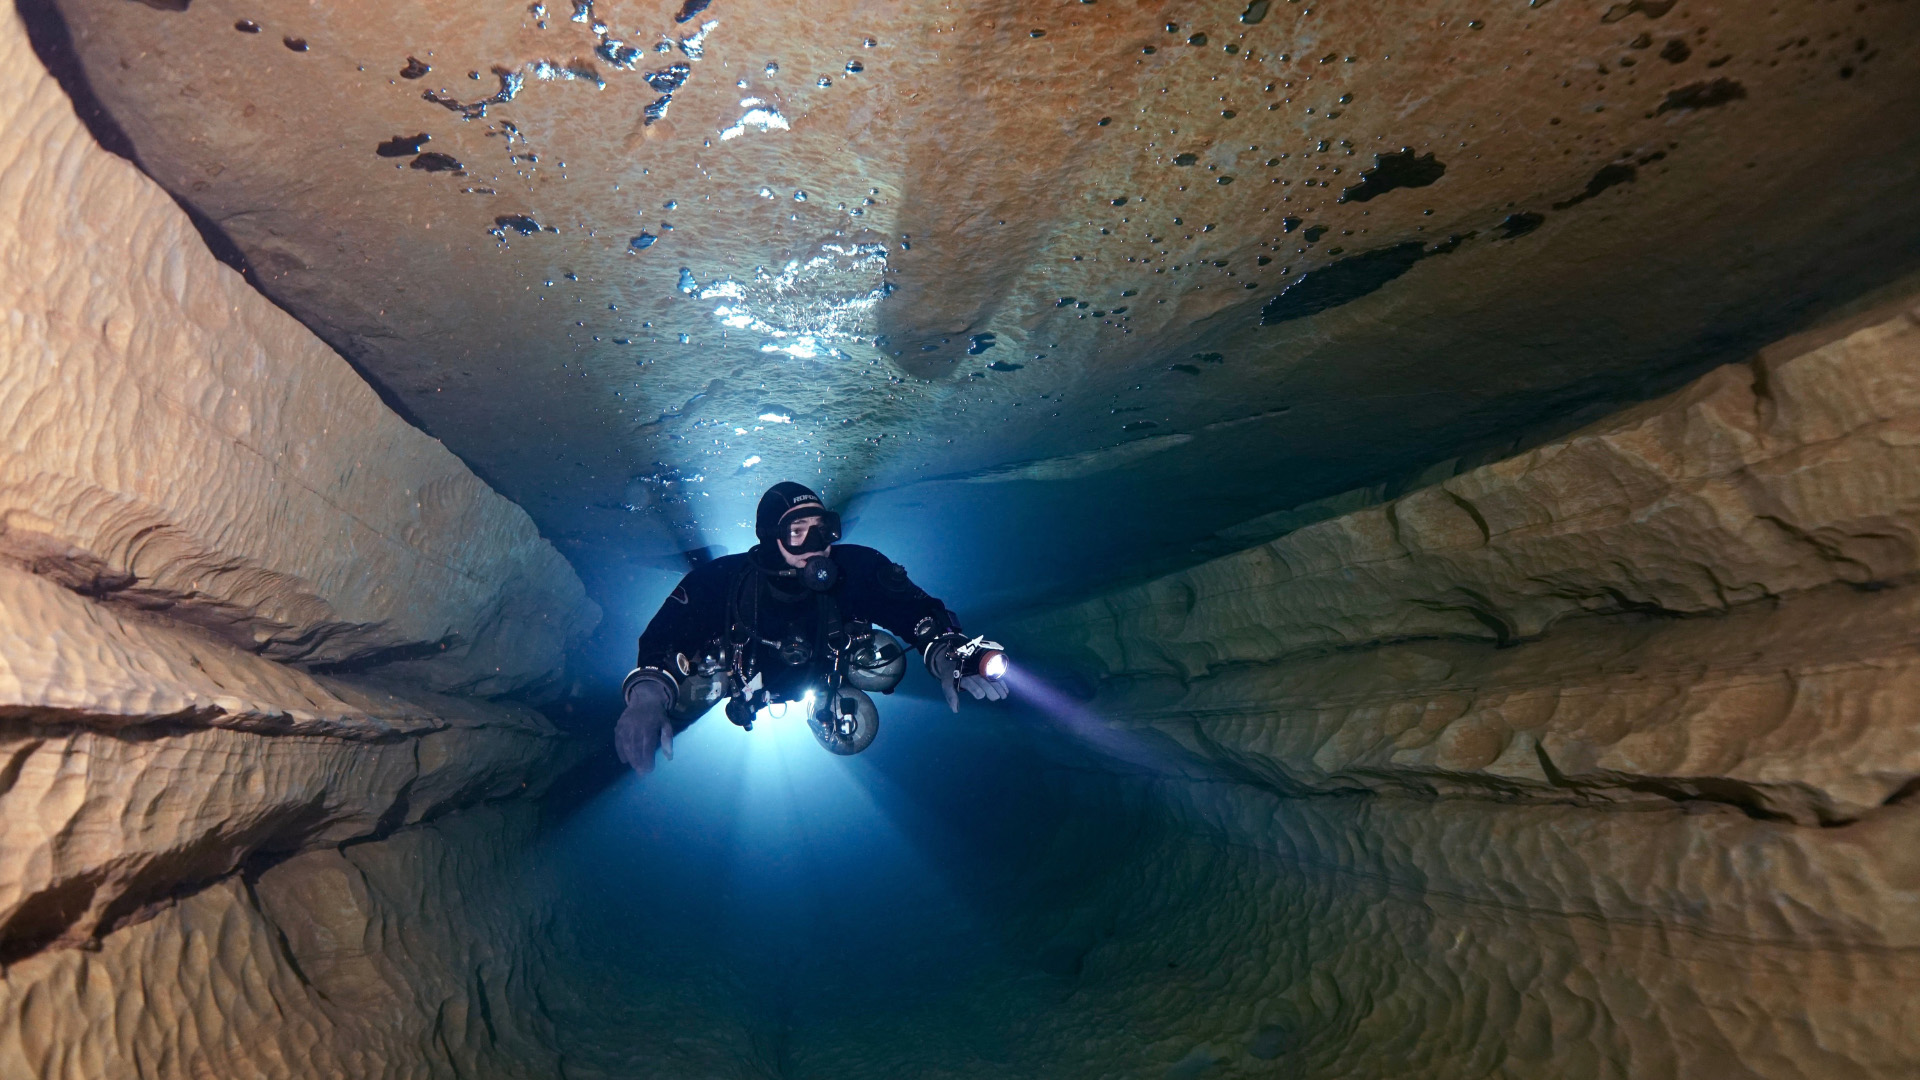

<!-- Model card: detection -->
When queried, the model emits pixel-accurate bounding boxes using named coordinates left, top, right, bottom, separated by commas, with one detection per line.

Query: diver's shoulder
left=684, top=552, right=750, bottom=588
left=706, top=551, right=754, bottom=574
left=831, top=543, right=893, bottom=567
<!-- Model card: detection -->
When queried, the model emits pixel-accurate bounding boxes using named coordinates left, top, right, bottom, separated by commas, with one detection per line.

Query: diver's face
left=780, top=513, right=830, bottom=568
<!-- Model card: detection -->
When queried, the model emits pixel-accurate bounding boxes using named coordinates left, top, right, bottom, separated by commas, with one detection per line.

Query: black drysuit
left=632, top=543, right=961, bottom=710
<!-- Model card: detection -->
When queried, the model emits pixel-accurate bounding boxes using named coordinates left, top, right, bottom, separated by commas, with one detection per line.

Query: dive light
left=980, top=650, right=1009, bottom=680
left=952, top=635, right=1010, bottom=681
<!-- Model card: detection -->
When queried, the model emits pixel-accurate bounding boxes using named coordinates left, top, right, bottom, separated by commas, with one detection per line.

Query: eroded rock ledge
left=1015, top=294, right=1920, bottom=823
left=1, top=7, right=593, bottom=1076
left=0, top=10, right=596, bottom=697
left=1007, top=295, right=1920, bottom=1078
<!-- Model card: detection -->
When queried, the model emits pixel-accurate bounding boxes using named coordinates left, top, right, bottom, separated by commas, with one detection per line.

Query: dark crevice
left=352, top=776, right=418, bottom=847
left=0, top=874, right=99, bottom=964
left=0, top=703, right=421, bottom=744
left=1410, top=588, right=1521, bottom=646
left=1534, top=740, right=1572, bottom=788
left=473, top=970, right=500, bottom=1045
left=305, top=634, right=466, bottom=675
left=239, top=870, right=331, bottom=1001
left=1440, top=488, right=1493, bottom=545
left=1187, top=721, right=1844, bottom=826
left=1880, top=775, right=1920, bottom=809
left=0, top=737, right=42, bottom=797
left=1612, top=775, right=1801, bottom=823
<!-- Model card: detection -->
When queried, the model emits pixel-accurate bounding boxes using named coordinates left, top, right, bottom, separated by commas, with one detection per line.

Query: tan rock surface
left=1019, top=295, right=1920, bottom=678
left=34, top=0, right=1920, bottom=605
left=9, top=0, right=1920, bottom=1073
left=998, top=300, right=1920, bottom=1077
left=0, top=5, right=596, bottom=693
left=0, top=517, right=573, bottom=960
left=981, top=784, right=1920, bottom=1080
left=1009, top=298, right=1920, bottom=816
left=1077, top=577, right=1920, bottom=823
left=0, top=7, right=587, bottom=1075
left=0, top=805, right=569, bottom=1080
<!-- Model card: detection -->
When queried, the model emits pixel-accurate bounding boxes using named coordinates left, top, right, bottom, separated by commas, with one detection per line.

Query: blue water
left=541, top=685, right=1129, bottom=1076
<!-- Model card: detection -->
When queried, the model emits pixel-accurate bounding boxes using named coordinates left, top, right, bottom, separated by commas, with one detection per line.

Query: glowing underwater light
left=1003, top=667, right=1175, bottom=773
left=982, top=651, right=1009, bottom=680
left=755, top=689, right=816, bottom=726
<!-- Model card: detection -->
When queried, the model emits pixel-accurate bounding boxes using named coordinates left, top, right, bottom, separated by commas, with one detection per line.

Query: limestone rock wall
left=1007, top=298, right=1920, bottom=1077
left=0, top=555, right=574, bottom=961
left=978, top=774, right=1920, bottom=1080
left=0, top=5, right=592, bottom=1076
left=0, top=804, right=570, bottom=1080
left=0, top=7, right=596, bottom=696
left=1017, top=294, right=1920, bottom=820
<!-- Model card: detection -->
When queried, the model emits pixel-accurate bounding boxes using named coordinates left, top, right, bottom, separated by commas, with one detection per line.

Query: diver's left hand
left=943, top=673, right=1011, bottom=713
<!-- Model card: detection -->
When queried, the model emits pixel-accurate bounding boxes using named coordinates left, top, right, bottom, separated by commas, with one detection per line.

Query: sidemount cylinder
left=807, top=685, right=880, bottom=755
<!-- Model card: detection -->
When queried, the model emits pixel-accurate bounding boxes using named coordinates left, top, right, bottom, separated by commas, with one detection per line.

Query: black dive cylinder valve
left=725, top=695, right=757, bottom=730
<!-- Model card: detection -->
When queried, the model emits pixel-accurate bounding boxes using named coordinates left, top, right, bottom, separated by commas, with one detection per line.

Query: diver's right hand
left=926, top=635, right=1009, bottom=713
left=615, top=678, right=676, bottom=775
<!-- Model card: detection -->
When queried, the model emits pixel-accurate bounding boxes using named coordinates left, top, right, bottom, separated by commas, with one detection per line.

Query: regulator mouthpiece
left=798, top=554, right=839, bottom=592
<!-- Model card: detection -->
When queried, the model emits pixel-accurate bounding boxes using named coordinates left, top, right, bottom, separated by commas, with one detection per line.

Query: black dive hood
left=755, top=482, right=838, bottom=544
left=754, top=481, right=841, bottom=591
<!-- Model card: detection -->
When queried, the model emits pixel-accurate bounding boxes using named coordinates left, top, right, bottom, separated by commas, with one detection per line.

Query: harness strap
left=723, top=562, right=759, bottom=690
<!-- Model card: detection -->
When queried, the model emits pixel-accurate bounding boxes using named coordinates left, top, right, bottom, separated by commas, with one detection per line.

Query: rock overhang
left=8, top=2, right=1920, bottom=1069
left=30, top=0, right=1920, bottom=620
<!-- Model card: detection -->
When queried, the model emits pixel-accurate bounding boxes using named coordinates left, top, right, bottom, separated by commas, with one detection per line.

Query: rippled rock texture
left=1008, top=296, right=1920, bottom=1077
left=10, top=0, right=1920, bottom=1075
left=0, top=6, right=594, bottom=1074
left=34, top=0, right=1920, bottom=608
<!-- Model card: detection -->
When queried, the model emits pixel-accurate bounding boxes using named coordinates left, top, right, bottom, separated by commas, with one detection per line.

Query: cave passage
left=5, top=0, right=1920, bottom=1076
left=538, top=665, right=1363, bottom=1079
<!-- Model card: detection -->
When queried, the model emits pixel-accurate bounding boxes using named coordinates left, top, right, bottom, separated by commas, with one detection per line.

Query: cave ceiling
left=38, top=0, right=1920, bottom=619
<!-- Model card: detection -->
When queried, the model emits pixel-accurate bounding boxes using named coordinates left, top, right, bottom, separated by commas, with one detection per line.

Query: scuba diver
left=615, top=481, right=1011, bottom=774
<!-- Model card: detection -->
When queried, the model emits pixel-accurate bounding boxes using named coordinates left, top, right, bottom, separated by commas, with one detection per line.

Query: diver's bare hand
left=943, top=673, right=1009, bottom=712
left=959, top=673, right=1009, bottom=706
left=615, top=679, right=675, bottom=774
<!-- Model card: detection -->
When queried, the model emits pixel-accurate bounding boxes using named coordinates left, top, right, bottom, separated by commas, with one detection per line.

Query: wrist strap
left=923, top=633, right=967, bottom=677
left=622, top=667, right=677, bottom=705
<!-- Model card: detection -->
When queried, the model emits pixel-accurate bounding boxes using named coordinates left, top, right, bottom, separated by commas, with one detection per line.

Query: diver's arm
left=619, top=570, right=725, bottom=775
left=839, top=546, right=1009, bottom=710
left=617, top=577, right=695, bottom=776
left=628, top=563, right=731, bottom=703
left=615, top=678, right=675, bottom=773
left=628, top=575, right=698, bottom=700
left=837, top=545, right=961, bottom=651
